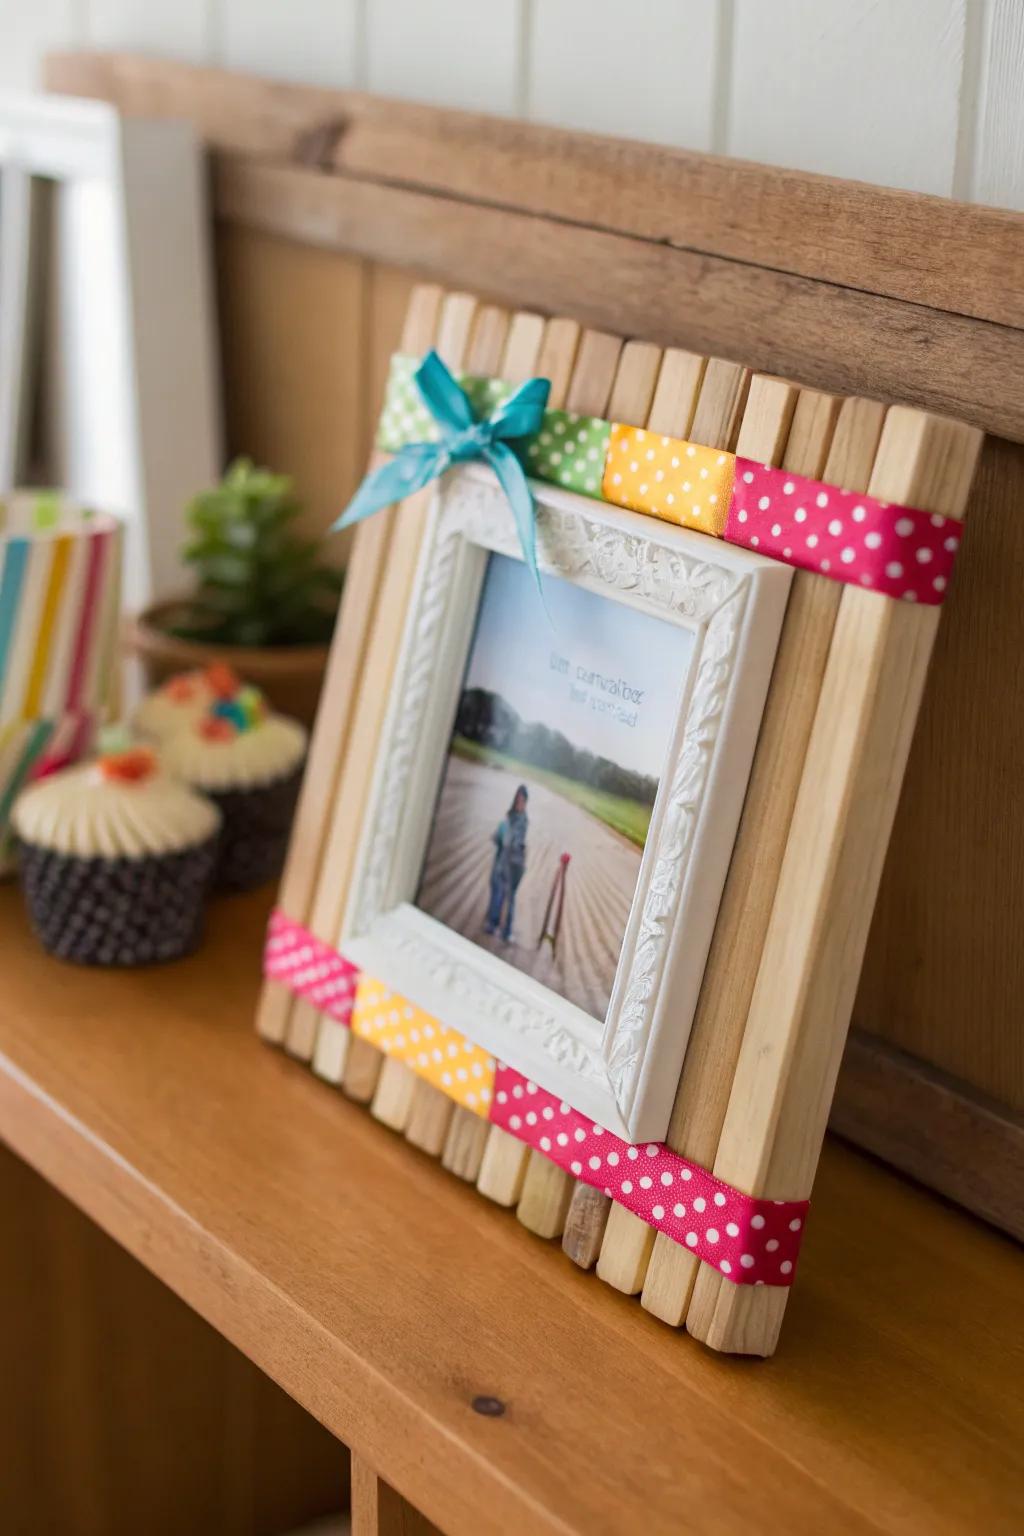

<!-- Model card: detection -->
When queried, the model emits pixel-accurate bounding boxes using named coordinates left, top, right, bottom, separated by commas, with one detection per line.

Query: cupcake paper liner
left=18, top=835, right=220, bottom=966
left=205, top=762, right=304, bottom=892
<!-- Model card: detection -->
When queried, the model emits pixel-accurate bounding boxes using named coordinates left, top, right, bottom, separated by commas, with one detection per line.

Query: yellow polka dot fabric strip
left=601, top=425, right=736, bottom=535
left=351, top=975, right=496, bottom=1116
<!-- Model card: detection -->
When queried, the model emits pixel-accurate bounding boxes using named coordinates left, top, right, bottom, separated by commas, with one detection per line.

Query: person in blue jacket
left=484, top=784, right=528, bottom=943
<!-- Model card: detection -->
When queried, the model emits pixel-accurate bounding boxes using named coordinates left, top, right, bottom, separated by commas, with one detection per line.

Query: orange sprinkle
left=99, top=747, right=158, bottom=783
left=165, top=675, right=199, bottom=703
left=199, top=715, right=237, bottom=743
left=205, top=661, right=241, bottom=699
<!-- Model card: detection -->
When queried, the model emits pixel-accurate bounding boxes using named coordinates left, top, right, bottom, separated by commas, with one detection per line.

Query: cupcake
left=133, top=662, right=241, bottom=743
left=13, top=746, right=220, bottom=965
left=160, top=686, right=306, bottom=891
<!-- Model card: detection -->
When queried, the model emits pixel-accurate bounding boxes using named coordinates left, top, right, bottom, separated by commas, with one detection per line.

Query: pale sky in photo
left=461, top=553, right=694, bottom=777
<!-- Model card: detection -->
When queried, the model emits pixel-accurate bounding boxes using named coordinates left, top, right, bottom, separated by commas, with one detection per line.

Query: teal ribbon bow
left=332, top=350, right=551, bottom=594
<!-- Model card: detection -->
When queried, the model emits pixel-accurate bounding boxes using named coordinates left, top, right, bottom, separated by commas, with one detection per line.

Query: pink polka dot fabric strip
left=263, top=908, right=358, bottom=1025
left=724, top=458, right=962, bottom=603
left=491, top=1066, right=808, bottom=1287
left=263, top=917, right=810, bottom=1286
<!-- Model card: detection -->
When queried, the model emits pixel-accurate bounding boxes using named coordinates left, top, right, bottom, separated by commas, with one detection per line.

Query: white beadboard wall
left=2, top=0, right=1021, bottom=208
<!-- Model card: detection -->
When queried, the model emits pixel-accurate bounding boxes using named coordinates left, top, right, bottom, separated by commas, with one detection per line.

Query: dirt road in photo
left=417, top=755, right=643, bottom=1019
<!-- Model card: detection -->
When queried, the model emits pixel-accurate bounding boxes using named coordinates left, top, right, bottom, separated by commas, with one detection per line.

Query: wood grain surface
left=43, top=53, right=1024, bottom=1261
left=0, top=1143, right=345, bottom=1536
left=0, top=887, right=1021, bottom=1536
left=44, top=52, right=1024, bottom=329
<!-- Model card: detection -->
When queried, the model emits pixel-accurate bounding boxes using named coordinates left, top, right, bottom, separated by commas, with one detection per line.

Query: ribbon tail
left=486, top=444, right=552, bottom=623
left=330, top=444, right=446, bottom=532
left=489, top=376, right=551, bottom=441
left=415, top=349, right=475, bottom=437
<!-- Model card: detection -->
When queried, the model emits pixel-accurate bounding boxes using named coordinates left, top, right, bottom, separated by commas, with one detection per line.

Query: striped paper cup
left=0, top=491, right=122, bottom=869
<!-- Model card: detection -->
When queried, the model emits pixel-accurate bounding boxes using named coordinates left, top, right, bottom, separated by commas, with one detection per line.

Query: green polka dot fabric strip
left=377, top=354, right=515, bottom=453
left=519, top=411, right=611, bottom=498
left=375, top=353, right=608, bottom=499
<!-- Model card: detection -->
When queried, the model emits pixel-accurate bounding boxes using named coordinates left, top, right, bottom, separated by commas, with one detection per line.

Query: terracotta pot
left=124, top=603, right=330, bottom=728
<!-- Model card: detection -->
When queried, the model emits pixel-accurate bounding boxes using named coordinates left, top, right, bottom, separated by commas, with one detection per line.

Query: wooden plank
left=0, top=1145, right=345, bottom=1534
left=260, top=274, right=442, bottom=1047
left=527, top=0, right=720, bottom=149
left=44, top=51, right=1024, bottom=329
left=285, top=289, right=478, bottom=1071
left=352, top=1453, right=441, bottom=1536
left=595, top=368, right=790, bottom=1300
left=474, top=312, right=580, bottom=1215
left=200, top=157, right=1024, bottom=445
left=972, top=0, right=1024, bottom=210
left=220, top=0, right=361, bottom=89
left=729, top=0, right=966, bottom=197
left=255, top=278, right=443, bottom=1050
left=831, top=1029, right=1024, bottom=1242
left=562, top=339, right=708, bottom=1271
left=398, top=301, right=512, bottom=1150
left=641, top=390, right=882, bottom=1327
left=854, top=433, right=1024, bottom=1112
left=1, top=886, right=1023, bottom=1536
left=514, top=323, right=623, bottom=1244
left=216, top=226, right=367, bottom=543
left=365, top=0, right=522, bottom=115
left=686, top=407, right=983, bottom=1355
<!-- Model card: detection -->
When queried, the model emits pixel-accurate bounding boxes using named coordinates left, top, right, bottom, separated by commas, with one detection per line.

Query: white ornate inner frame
left=342, top=465, right=792, bottom=1142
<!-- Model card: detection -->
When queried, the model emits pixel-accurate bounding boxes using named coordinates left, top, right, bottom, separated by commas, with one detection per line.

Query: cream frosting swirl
left=13, top=762, right=220, bottom=859
left=133, top=670, right=218, bottom=741
left=160, top=713, right=307, bottom=792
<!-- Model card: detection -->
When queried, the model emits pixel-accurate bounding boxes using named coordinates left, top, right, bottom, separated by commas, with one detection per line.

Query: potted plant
left=126, top=459, right=343, bottom=725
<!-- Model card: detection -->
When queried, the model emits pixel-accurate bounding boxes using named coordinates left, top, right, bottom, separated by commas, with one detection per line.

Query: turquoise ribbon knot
left=332, top=350, right=551, bottom=594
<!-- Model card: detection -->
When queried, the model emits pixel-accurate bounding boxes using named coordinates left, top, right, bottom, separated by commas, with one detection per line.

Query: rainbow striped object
left=0, top=491, right=122, bottom=870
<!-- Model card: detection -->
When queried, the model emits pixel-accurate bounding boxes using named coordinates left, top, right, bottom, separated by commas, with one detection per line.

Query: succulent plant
left=163, top=458, right=343, bottom=647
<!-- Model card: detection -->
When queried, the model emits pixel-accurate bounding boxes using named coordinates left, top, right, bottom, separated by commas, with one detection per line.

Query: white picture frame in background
left=341, top=465, right=792, bottom=1142
left=0, top=92, right=221, bottom=610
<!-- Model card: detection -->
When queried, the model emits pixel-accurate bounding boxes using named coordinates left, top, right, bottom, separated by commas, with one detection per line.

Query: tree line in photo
left=454, top=687, right=658, bottom=807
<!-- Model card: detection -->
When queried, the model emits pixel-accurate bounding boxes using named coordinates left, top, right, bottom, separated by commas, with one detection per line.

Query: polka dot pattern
left=602, top=425, right=735, bottom=535
left=376, top=353, right=516, bottom=454
left=519, top=411, right=611, bottom=498
left=263, top=910, right=357, bottom=1025
left=351, top=975, right=495, bottom=1117
left=264, top=916, right=810, bottom=1281
left=490, top=1065, right=808, bottom=1287
left=725, top=459, right=962, bottom=603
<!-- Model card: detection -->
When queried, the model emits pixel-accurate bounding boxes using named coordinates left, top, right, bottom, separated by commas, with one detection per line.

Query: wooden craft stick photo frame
left=341, top=464, right=791, bottom=1140
left=260, top=282, right=983, bottom=1358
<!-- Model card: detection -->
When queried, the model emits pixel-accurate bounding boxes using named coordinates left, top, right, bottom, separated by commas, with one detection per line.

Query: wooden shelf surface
left=0, top=884, right=1020, bottom=1536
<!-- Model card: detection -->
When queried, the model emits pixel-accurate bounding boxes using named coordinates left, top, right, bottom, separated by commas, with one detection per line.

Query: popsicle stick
left=475, top=316, right=583, bottom=1210
left=562, top=1183, right=613, bottom=1270
left=371, top=1054, right=420, bottom=1132
left=561, top=342, right=704, bottom=1269
left=390, top=308, right=550, bottom=1154
left=477, top=1124, right=532, bottom=1206
left=289, top=290, right=480, bottom=1075
left=400, top=304, right=514, bottom=1147
left=340, top=1035, right=383, bottom=1104
left=514, top=324, right=624, bottom=1242
left=685, top=406, right=982, bottom=1355
left=257, top=280, right=444, bottom=1048
left=641, top=391, right=884, bottom=1326
left=440, top=1112, right=491, bottom=1182
left=593, top=365, right=781, bottom=1296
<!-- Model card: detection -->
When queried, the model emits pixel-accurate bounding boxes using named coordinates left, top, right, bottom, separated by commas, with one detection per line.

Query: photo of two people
left=415, top=553, right=694, bottom=1021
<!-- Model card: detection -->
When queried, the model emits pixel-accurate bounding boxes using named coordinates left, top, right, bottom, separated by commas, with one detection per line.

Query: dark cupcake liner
left=204, top=761, right=304, bottom=892
left=18, top=834, right=220, bottom=967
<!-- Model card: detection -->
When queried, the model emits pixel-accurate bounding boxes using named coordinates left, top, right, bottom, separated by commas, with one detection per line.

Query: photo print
left=416, top=552, right=695, bottom=1019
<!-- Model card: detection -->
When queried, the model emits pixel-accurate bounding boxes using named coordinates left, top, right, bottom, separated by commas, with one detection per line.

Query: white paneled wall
left=2, top=0, right=1022, bottom=208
